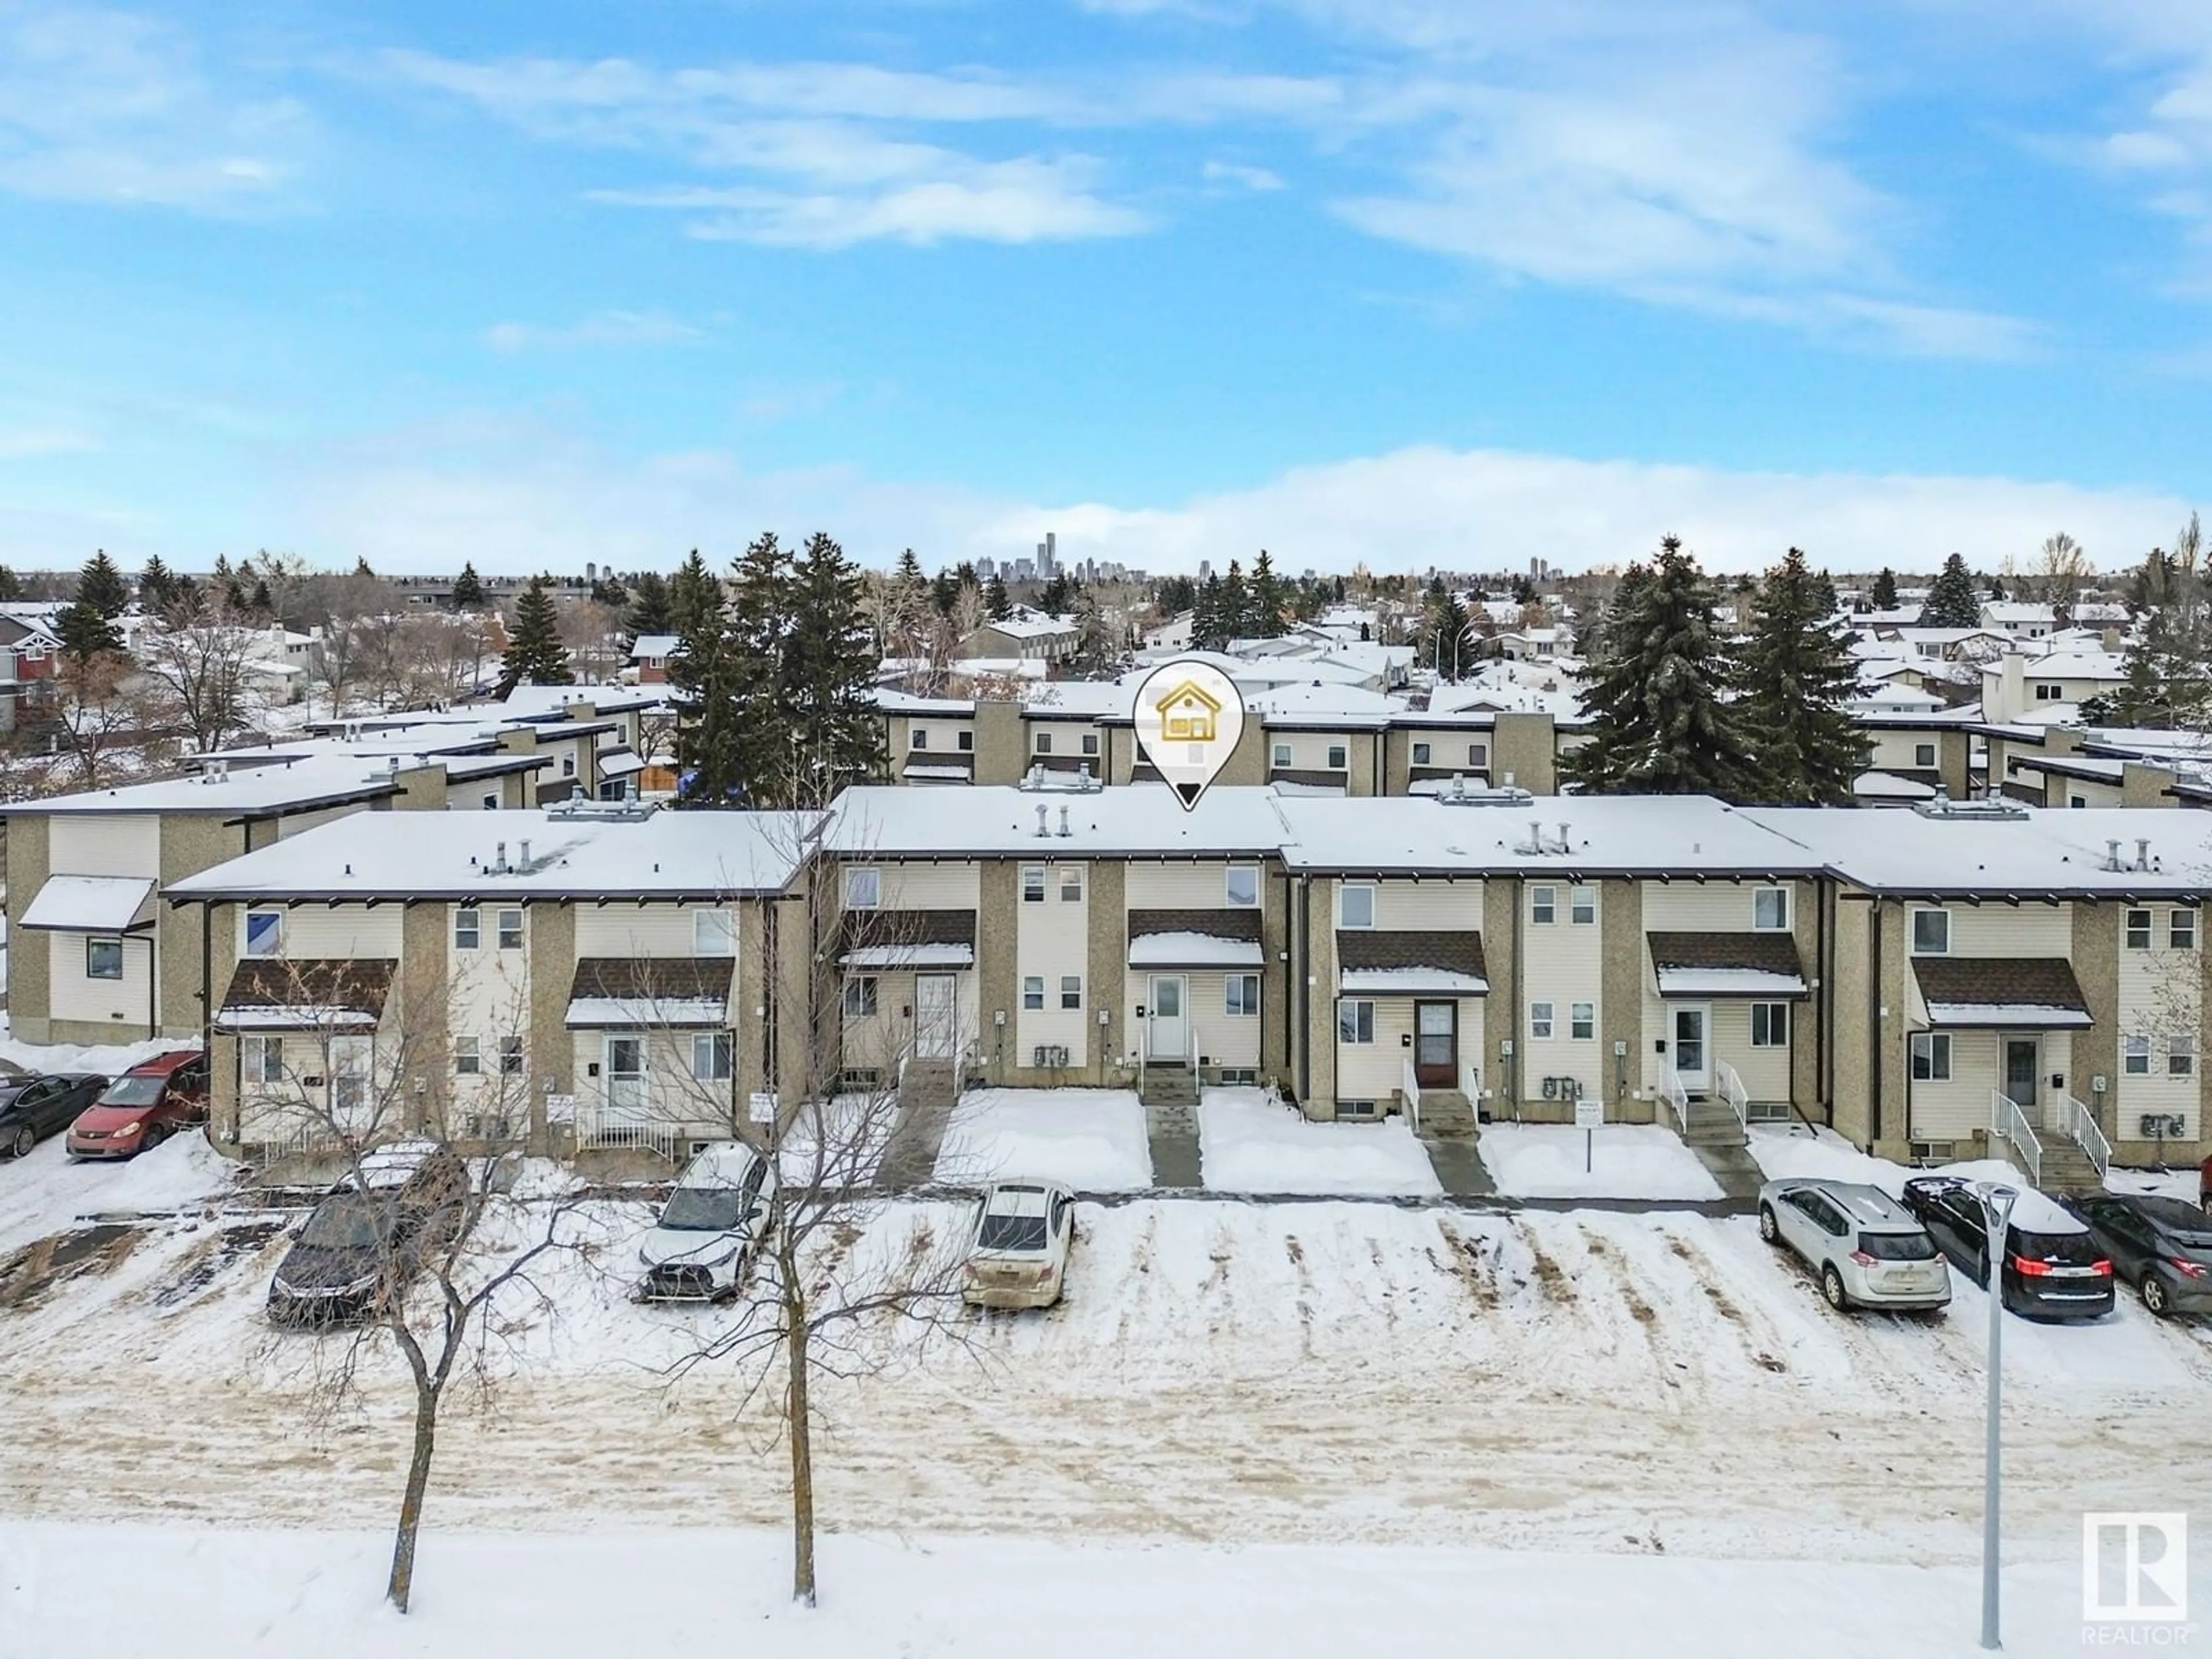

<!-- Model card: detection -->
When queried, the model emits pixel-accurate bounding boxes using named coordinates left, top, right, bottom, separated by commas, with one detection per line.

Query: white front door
left=328, top=1035, right=373, bottom=1131
left=1671, top=1005, right=1711, bottom=1092
left=604, top=1035, right=646, bottom=1124
left=915, top=974, right=957, bottom=1059
left=1147, top=975, right=1188, bottom=1061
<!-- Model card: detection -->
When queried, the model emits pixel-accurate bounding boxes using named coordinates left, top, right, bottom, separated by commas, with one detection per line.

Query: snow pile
left=1198, top=1089, right=1441, bottom=1196
left=1480, top=1123, right=1723, bottom=1200
left=0, top=1032, right=199, bottom=1080
left=935, top=1089, right=1152, bottom=1191
left=93, top=1128, right=239, bottom=1214
left=1747, top=1128, right=2044, bottom=1200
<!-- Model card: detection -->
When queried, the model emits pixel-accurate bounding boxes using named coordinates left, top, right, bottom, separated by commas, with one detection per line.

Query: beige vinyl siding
left=274, top=801, right=370, bottom=840
left=1868, top=730, right=1942, bottom=772
left=1641, top=880, right=1800, bottom=936
left=1126, top=862, right=1256, bottom=910
left=1639, top=881, right=1801, bottom=1105
left=839, top=968, right=980, bottom=1075
left=849, top=860, right=980, bottom=911
left=51, top=814, right=159, bottom=877
left=569, top=1029, right=739, bottom=1137
left=1120, top=968, right=1262, bottom=1073
left=1015, top=859, right=1090, bottom=1067
left=905, top=718, right=975, bottom=753
left=1028, top=722, right=1103, bottom=758
left=1522, top=880, right=1603, bottom=1104
left=2118, top=920, right=2200, bottom=1138
left=1910, top=1030, right=2073, bottom=1142
left=265, top=905, right=403, bottom=959
left=1334, top=994, right=1482, bottom=1104
left=49, top=930, right=150, bottom=1027
left=1938, top=902, right=2073, bottom=957
left=1266, top=731, right=1359, bottom=771
left=446, top=903, right=532, bottom=1073
left=1710, top=1002, right=1790, bottom=1101
left=574, top=903, right=727, bottom=959
left=1368, top=878, right=1483, bottom=930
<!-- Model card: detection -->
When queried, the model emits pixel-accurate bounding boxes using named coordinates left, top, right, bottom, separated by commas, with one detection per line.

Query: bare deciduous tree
left=49, top=649, right=166, bottom=787
left=134, top=596, right=273, bottom=752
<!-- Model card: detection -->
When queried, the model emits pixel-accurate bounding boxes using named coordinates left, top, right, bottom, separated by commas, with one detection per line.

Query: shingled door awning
left=837, top=909, right=978, bottom=969
left=1127, top=908, right=1264, bottom=968
left=1336, top=930, right=1489, bottom=996
left=1647, top=931, right=1809, bottom=998
left=19, top=874, right=156, bottom=933
left=1912, top=957, right=2094, bottom=1028
left=216, top=959, right=396, bottom=1029
left=565, top=957, right=735, bottom=1028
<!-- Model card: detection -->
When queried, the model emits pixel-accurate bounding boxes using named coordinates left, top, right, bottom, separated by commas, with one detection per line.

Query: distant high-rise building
left=976, top=557, right=998, bottom=582
left=1036, top=531, right=1059, bottom=581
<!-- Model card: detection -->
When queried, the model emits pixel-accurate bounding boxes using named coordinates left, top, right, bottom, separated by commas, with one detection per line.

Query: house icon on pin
left=1156, top=679, right=1223, bottom=745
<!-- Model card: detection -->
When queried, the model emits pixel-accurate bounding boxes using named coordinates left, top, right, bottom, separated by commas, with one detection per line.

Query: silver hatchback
left=1759, top=1178, right=1952, bottom=1312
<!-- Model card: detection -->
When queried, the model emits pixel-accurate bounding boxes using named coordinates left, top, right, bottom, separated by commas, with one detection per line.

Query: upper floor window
left=1225, top=866, right=1259, bottom=908
left=694, top=910, right=736, bottom=957
left=957, top=730, right=974, bottom=752
left=1060, top=975, right=1082, bottom=1009
left=1910, top=1032, right=1950, bottom=1080
left=843, top=976, right=878, bottom=1018
left=1914, top=743, right=1937, bottom=768
left=1910, top=908, right=1949, bottom=955
left=497, top=908, right=524, bottom=950
left=1530, top=885, right=1556, bottom=925
left=2033, top=684, right=2062, bottom=702
left=244, top=909, right=282, bottom=958
left=843, top=868, right=880, bottom=910
left=1327, top=744, right=1349, bottom=770
left=2171, top=1035, right=2198, bottom=1077
left=1337, top=999, right=1375, bottom=1044
left=1411, top=741, right=1431, bottom=766
left=1271, top=742, right=1292, bottom=768
left=1022, top=866, right=1046, bottom=903
left=1529, top=1001, right=1555, bottom=1040
left=1753, top=887, right=1790, bottom=931
left=1338, top=885, right=1375, bottom=929
left=1081, top=733, right=1100, bottom=757
left=692, top=1033, right=734, bottom=1082
left=1569, top=887, right=1596, bottom=926
left=911, top=729, right=929, bottom=751
left=562, top=755, right=577, bottom=777
left=1468, top=742, right=1490, bottom=769
left=2124, top=1034, right=2151, bottom=1076
left=1059, top=867, right=1082, bottom=903
left=453, top=908, right=480, bottom=950
left=2173, top=909, right=2199, bottom=951
left=2127, top=908, right=2154, bottom=950
left=1022, top=975, right=1045, bottom=1010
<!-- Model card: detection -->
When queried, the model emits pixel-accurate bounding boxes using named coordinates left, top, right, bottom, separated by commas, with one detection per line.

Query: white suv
left=1759, top=1178, right=1951, bottom=1312
left=637, top=1142, right=774, bottom=1302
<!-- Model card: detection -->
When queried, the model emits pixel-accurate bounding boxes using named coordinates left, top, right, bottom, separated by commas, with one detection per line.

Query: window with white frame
left=693, top=1033, right=733, bottom=1081
left=498, top=1036, right=525, bottom=1076
left=843, top=868, right=880, bottom=910
left=1081, top=733, right=1100, bottom=757
left=1569, top=1002, right=1594, bottom=1040
left=1914, top=743, right=1937, bottom=768
left=693, top=910, right=736, bottom=956
left=481, top=793, right=498, bottom=809
left=2125, top=1034, right=2152, bottom=1076
left=842, top=976, right=878, bottom=1018
left=1753, top=888, right=1790, bottom=931
left=1910, top=908, right=1949, bottom=955
left=1411, top=741, right=1431, bottom=766
left=1272, top=742, right=1292, bottom=768
left=1226, top=974, right=1259, bottom=1016
left=453, top=1036, right=480, bottom=1077
left=244, top=909, right=282, bottom=958
left=2171, top=1035, right=2197, bottom=1077
left=86, top=937, right=123, bottom=980
left=1034, top=732, right=1054, bottom=755
left=1338, top=999, right=1375, bottom=1043
left=1530, top=885, right=1556, bottom=925
left=1023, top=975, right=1044, bottom=1010
left=1059, top=867, right=1082, bottom=903
left=1751, top=1003, right=1789, bottom=1047
left=1338, top=884, right=1375, bottom=929
left=2173, top=908, right=2199, bottom=950
left=1910, top=1032, right=1950, bottom=1080
left=453, top=907, right=480, bottom=950
left=1225, top=866, right=1259, bottom=908
left=1529, top=1001, right=1555, bottom=1040
left=243, top=1035, right=283, bottom=1084
left=562, top=754, right=576, bottom=777
left=497, top=908, right=524, bottom=950
left=2126, top=908, right=2153, bottom=949
left=1570, top=887, right=1596, bottom=925
left=911, top=728, right=929, bottom=751
left=1060, top=975, right=1082, bottom=1009
left=1022, top=867, right=1046, bottom=903
left=2033, top=683, right=2062, bottom=702
left=1327, top=744, right=1348, bottom=770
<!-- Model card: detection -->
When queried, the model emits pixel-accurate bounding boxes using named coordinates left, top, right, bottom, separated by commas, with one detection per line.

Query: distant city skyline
left=1, top=3, right=2207, bottom=576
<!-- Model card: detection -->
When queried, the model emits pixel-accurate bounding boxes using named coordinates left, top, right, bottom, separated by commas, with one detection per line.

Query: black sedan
left=267, top=1139, right=469, bottom=1325
left=1901, top=1175, right=2115, bottom=1321
left=2066, top=1192, right=2212, bottom=1319
left=0, top=1072, right=111, bottom=1160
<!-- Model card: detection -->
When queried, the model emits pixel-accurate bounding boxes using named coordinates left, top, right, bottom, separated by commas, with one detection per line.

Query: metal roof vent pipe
left=1058, top=805, right=1071, bottom=838
left=1035, top=804, right=1050, bottom=838
left=494, top=840, right=507, bottom=873
left=2137, top=838, right=2152, bottom=872
left=519, top=839, right=531, bottom=869
left=2107, top=839, right=2123, bottom=872
left=1557, top=822, right=1572, bottom=853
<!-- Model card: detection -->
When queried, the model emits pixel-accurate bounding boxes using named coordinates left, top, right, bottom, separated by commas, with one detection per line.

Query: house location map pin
left=1132, top=659, right=1245, bottom=812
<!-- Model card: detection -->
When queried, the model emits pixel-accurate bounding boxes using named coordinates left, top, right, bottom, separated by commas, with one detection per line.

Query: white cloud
left=483, top=311, right=703, bottom=353
left=1202, top=158, right=1283, bottom=191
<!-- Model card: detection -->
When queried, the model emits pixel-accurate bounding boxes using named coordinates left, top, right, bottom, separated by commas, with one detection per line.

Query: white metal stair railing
left=1402, top=1056, right=1423, bottom=1135
left=1658, top=1067, right=1689, bottom=1137
left=574, top=1096, right=681, bottom=1165
left=2061, top=1092, right=2111, bottom=1183
left=1715, top=1060, right=1750, bottom=1138
left=1989, top=1090, right=2043, bottom=1188
left=1461, top=1059, right=1482, bottom=1122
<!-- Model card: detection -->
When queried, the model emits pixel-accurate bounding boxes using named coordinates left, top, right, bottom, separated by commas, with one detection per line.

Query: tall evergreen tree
left=984, top=573, right=1012, bottom=621
left=669, top=551, right=745, bottom=806
left=622, top=569, right=672, bottom=640
left=1248, top=550, right=1287, bottom=638
left=139, top=554, right=178, bottom=616
left=0, top=565, right=18, bottom=601
left=668, top=550, right=723, bottom=643
left=1562, top=538, right=1764, bottom=799
left=1218, top=559, right=1252, bottom=641
left=1191, top=573, right=1227, bottom=650
left=1869, top=567, right=1899, bottom=611
left=452, top=562, right=486, bottom=609
left=56, top=549, right=130, bottom=660
left=780, top=533, right=885, bottom=806
left=497, top=575, right=573, bottom=695
left=78, top=549, right=131, bottom=619
left=929, top=568, right=960, bottom=616
left=1738, top=549, right=1870, bottom=804
left=1920, top=553, right=1982, bottom=628
left=211, top=553, right=248, bottom=611
left=1067, top=590, right=1121, bottom=678
left=2106, top=536, right=2212, bottom=729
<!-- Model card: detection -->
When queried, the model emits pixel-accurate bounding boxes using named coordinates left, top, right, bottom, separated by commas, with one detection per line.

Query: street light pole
left=1980, top=1182, right=2018, bottom=1651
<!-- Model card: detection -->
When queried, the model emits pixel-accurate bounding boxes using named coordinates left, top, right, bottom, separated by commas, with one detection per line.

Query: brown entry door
left=1415, top=1001, right=1457, bottom=1087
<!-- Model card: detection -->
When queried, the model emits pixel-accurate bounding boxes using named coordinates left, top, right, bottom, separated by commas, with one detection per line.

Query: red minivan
left=67, top=1050, right=210, bottom=1160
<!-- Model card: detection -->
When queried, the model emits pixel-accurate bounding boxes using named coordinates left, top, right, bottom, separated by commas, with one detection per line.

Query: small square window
left=244, top=910, right=282, bottom=959
left=1751, top=1002, right=1789, bottom=1047
left=1022, top=867, right=1046, bottom=903
left=2173, top=909, right=2199, bottom=950
left=1060, top=867, right=1082, bottom=903
left=693, top=910, right=735, bottom=956
left=1910, top=1032, right=1950, bottom=1081
left=957, top=730, right=974, bottom=752
left=497, top=908, right=524, bottom=950
left=1531, top=885, right=1556, bottom=925
left=1338, top=999, right=1375, bottom=1044
left=1225, top=867, right=1259, bottom=908
left=1023, top=976, right=1045, bottom=1010
left=1339, top=885, right=1375, bottom=929
left=243, top=1035, right=283, bottom=1084
left=1468, top=742, right=1488, bottom=768
left=1569, top=887, right=1596, bottom=925
left=1910, top=909, right=1949, bottom=955
left=562, top=755, right=577, bottom=777
left=2124, top=1035, right=2151, bottom=1076
left=1569, top=1002, right=1594, bottom=1040
left=911, top=728, right=929, bottom=751
left=1753, top=888, right=1789, bottom=931
left=843, top=977, right=878, bottom=1018
left=1081, top=733, right=1099, bottom=757
left=1411, top=741, right=1431, bottom=766
left=454, top=1036, right=480, bottom=1076
left=1271, top=743, right=1292, bottom=768
left=1529, top=1001, right=1555, bottom=1040
left=1035, top=732, right=1054, bottom=755
left=481, top=793, right=498, bottom=810
left=86, top=937, right=124, bottom=980
left=2126, top=908, right=2153, bottom=950
left=1060, top=975, right=1082, bottom=1009
left=498, top=1036, right=525, bottom=1076
left=1914, top=743, right=1937, bottom=768
left=693, top=1033, right=733, bottom=1081
left=844, top=868, right=880, bottom=910
left=1327, top=744, right=1348, bottom=770
left=453, top=907, right=480, bottom=950
left=1226, top=974, right=1259, bottom=1016
left=2170, top=1035, right=2196, bottom=1077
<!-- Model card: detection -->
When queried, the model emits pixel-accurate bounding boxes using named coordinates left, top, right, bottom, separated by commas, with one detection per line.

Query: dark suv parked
left=2066, top=1192, right=2212, bottom=1319
left=267, top=1140, right=469, bottom=1326
left=1902, top=1175, right=2113, bottom=1321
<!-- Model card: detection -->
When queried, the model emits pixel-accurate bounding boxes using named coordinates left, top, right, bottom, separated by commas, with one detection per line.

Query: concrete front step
left=1411, top=1090, right=1476, bottom=1141
left=1139, top=1063, right=1200, bottom=1107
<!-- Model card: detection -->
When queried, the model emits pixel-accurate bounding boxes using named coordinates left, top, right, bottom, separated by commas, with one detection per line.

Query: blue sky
left=3, top=0, right=2211, bottom=575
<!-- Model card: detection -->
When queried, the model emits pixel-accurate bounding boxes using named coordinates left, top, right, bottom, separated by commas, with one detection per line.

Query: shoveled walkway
left=877, top=1062, right=959, bottom=1191
left=1683, top=1139, right=1766, bottom=1203
left=1144, top=1101, right=1202, bottom=1189
left=1420, top=1135, right=1497, bottom=1198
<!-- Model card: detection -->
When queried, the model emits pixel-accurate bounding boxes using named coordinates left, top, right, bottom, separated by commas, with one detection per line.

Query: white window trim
left=1022, top=975, right=1045, bottom=1010
left=843, top=868, right=881, bottom=910
left=244, top=909, right=282, bottom=959
left=1225, top=866, right=1260, bottom=908
left=842, top=976, right=879, bottom=1019
left=1022, top=867, right=1047, bottom=903
left=1337, top=999, right=1376, bottom=1044
left=1529, top=1000, right=1555, bottom=1040
left=1226, top=974, right=1260, bottom=1016
left=693, top=909, right=736, bottom=957
left=1909, top=908, right=1949, bottom=956
left=1751, top=1002, right=1789, bottom=1047
left=497, top=907, right=525, bottom=950
left=1752, top=887, right=1790, bottom=932
left=1569, top=1001, right=1594, bottom=1040
left=1530, top=885, right=1556, bottom=926
left=453, top=907, right=480, bottom=950
left=1338, top=884, right=1376, bottom=929
left=1910, top=1032, right=1951, bottom=1081
left=2124, top=1034, right=2152, bottom=1076
left=1569, top=887, right=1596, bottom=926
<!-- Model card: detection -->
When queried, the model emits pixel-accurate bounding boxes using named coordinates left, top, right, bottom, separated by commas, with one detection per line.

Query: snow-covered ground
left=0, top=1518, right=2107, bottom=1659
left=1749, top=1126, right=2209, bottom=1212
left=1198, top=1087, right=1441, bottom=1195
left=1480, top=1121, right=1724, bottom=1200
left=0, top=1127, right=238, bottom=1256
left=0, top=1031, right=194, bottom=1080
left=934, top=1088, right=1153, bottom=1190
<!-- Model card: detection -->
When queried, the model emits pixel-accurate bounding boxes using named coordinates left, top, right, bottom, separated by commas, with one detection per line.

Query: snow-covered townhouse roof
left=822, top=784, right=1293, bottom=861
left=165, top=805, right=817, bottom=904
left=1850, top=607, right=1926, bottom=630
left=0, top=753, right=421, bottom=820
left=873, top=687, right=976, bottom=717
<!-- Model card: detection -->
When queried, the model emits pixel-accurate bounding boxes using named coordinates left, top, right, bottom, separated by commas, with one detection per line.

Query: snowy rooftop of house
left=1024, top=681, right=1134, bottom=719
left=1247, top=682, right=1405, bottom=726
left=1424, top=679, right=1584, bottom=719
left=1987, top=650, right=2126, bottom=681
left=0, top=755, right=416, bottom=817
left=166, top=806, right=817, bottom=900
left=1272, top=795, right=1822, bottom=877
left=873, top=688, right=976, bottom=716
left=1742, top=805, right=2212, bottom=897
left=494, top=685, right=673, bottom=719
left=629, top=633, right=679, bottom=658
left=823, top=785, right=1295, bottom=858
left=982, top=609, right=1077, bottom=639
left=1981, top=603, right=2058, bottom=624
left=1849, top=608, right=1927, bottom=628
